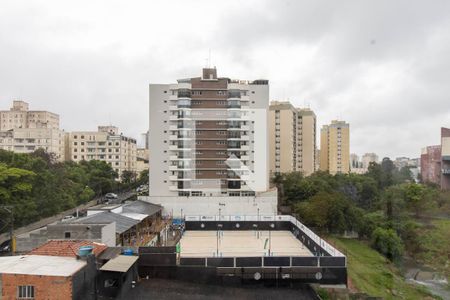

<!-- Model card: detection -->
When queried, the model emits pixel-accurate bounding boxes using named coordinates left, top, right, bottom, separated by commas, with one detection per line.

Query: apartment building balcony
left=241, top=145, right=250, bottom=151
left=443, top=169, right=450, bottom=175
left=227, top=100, right=241, bottom=109
left=177, top=82, right=192, bottom=90
left=177, top=89, right=192, bottom=98
left=227, top=90, right=241, bottom=99
left=169, top=175, right=178, bottom=181
left=169, top=115, right=178, bottom=121
left=177, top=99, right=191, bottom=109
left=169, top=145, right=178, bottom=151
left=443, top=156, right=450, bottom=161
left=169, top=165, right=178, bottom=171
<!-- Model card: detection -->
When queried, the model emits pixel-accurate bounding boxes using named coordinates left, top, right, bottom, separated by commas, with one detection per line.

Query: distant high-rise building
left=420, top=127, right=450, bottom=190
left=67, top=126, right=137, bottom=179
left=440, top=127, right=450, bottom=190
left=268, top=101, right=316, bottom=176
left=140, top=131, right=150, bottom=149
left=350, top=153, right=359, bottom=168
left=350, top=153, right=366, bottom=174
left=146, top=68, right=276, bottom=216
left=0, top=101, right=65, bottom=160
left=319, top=120, right=350, bottom=175
left=421, top=145, right=442, bottom=186
left=362, top=153, right=379, bottom=170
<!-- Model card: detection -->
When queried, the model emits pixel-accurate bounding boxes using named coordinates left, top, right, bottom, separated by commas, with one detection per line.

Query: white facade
left=148, top=68, right=275, bottom=216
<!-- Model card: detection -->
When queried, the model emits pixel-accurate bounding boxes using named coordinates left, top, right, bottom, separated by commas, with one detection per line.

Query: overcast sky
left=1, top=0, right=450, bottom=159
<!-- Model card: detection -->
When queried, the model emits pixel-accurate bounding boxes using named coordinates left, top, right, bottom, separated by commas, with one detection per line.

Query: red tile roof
left=29, top=240, right=108, bottom=257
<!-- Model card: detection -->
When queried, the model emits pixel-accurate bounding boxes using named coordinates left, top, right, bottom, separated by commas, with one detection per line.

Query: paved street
left=0, top=190, right=136, bottom=245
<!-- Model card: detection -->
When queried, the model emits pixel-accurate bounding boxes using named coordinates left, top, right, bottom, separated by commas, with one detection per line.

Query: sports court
left=179, top=230, right=312, bottom=257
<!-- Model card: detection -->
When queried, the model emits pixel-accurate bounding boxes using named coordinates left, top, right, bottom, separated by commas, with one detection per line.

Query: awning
left=100, top=255, right=139, bottom=272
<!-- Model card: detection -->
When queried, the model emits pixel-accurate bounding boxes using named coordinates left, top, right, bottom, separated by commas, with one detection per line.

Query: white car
left=62, top=215, right=75, bottom=222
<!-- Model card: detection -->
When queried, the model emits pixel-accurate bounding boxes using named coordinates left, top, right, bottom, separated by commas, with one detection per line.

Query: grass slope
left=329, top=237, right=436, bottom=300
left=415, top=219, right=450, bottom=279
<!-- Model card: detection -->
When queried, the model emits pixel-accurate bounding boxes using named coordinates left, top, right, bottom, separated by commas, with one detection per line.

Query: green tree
left=371, top=227, right=404, bottom=261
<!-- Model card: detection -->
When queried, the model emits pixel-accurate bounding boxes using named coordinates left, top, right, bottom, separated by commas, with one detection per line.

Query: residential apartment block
left=136, top=148, right=149, bottom=174
left=421, top=127, right=450, bottom=190
left=67, top=126, right=137, bottom=178
left=421, top=145, right=442, bottom=186
left=0, top=100, right=59, bottom=130
left=145, top=68, right=276, bottom=216
left=268, top=101, right=316, bottom=176
left=0, top=101, right=66, bottom=160
left=319, top=120, right=350, bottom=174
left=441, top=127, right=450, bottom=190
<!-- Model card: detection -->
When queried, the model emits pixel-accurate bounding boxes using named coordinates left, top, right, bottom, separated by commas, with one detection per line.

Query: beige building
left=0, top=101, right=65, bottom=160
left=67, top=126, right=137, bottom=179
left=0, top=100, right=59, bottom=130
left=320, top=120, right=350, bottom=175
left=136, top=148, right=149, bottom=174
left=268, top=101, right=316, bottom=176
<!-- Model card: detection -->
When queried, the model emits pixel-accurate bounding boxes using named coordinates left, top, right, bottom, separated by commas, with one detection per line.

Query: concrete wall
left=149, top=84, right=171, bottom=197
left=101, top=223, right=116, bottom=246
left=72, top=256, right=97, bottom=300
left=140, top=193, right=277, bottom=217
left=46, top=223, right=116, bottom=247
left=15, top=228, right=48, bottom=253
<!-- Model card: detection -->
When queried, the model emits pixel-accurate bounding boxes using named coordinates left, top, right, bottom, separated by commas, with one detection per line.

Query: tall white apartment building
left=145, top=68, right=277, bottom=216
left=67, top=126, right=137, bottom=179
left=0, top=101, right=65, bottom=160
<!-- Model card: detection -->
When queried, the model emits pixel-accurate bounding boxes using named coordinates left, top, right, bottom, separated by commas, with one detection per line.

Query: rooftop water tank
left=78, top=246, right=94, bottom=257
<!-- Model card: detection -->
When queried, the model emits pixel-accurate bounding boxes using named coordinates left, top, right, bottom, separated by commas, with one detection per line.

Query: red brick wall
left=1, top=274, right=72, bottom=300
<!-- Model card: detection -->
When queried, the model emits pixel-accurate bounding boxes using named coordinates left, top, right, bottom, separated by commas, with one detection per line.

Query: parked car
left=61, top=215, right=75, bottom=222
left=105, top=193, right=118, bottom=199
left=0, top=240, right=11, bottom=253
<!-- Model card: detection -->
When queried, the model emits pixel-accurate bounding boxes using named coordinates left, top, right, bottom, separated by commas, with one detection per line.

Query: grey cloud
left=1, top=0, right=450, bottom=158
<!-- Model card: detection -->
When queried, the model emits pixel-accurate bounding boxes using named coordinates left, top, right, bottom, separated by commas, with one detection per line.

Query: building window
left=64, top=232, right=71, bottom=239
left=17, top=285, right=35, bottom=299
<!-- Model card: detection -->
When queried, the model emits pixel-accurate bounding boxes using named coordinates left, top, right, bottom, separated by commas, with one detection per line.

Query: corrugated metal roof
left=71, top=212, right=139, bottom=234
left=122, top=200, right=162, bottom=216
left=100, top=255, right=138, bottom=272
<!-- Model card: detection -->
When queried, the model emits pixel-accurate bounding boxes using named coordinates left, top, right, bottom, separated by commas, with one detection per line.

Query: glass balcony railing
left=177, top=99, right=191, bottom=108
left=228, top=100, right=241, bottom=108
left=177, top=90, right=191, bottom=98
left=228, top=90, right=241, bottom=98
